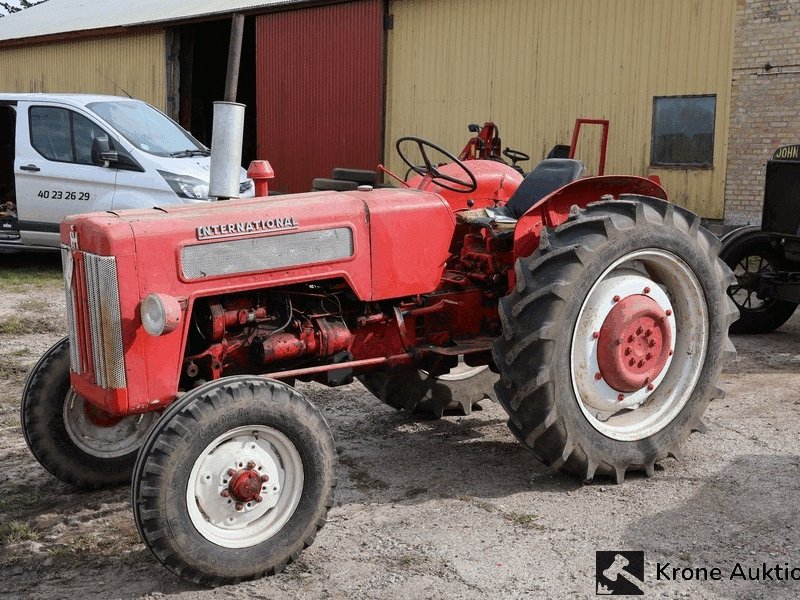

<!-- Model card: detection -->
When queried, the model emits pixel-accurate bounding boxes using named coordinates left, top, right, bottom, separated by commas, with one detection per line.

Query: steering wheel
left=396, top=136, right=478, bottom=193
left=503, top=147, right=530, bottom=163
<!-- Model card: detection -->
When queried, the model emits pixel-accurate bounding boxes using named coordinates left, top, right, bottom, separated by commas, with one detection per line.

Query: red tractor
left=22, top=137, right=736, bottom=585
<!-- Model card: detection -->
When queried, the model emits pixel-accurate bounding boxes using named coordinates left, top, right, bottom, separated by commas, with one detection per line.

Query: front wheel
left=493, top=197, right=738, bottom=482
left=719, top=226, right=798, bottom=333
left=131, top=377, right=337, bottom=586
left=21, top=337, right=158, bottom=489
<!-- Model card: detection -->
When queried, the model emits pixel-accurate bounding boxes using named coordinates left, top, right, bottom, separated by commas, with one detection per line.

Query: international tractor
left=21, top=136, right=737, bottom=585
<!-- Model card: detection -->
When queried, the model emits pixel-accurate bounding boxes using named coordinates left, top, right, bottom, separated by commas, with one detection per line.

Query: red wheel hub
left=597, top=294, right=672, bottom=392
left=228, top=469, right=263, bottom=503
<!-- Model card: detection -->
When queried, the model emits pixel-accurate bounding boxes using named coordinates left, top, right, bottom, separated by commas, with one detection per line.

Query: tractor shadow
left=306, top=381, right=585, bottom=507
left=620, top=454, right=800, bottom=599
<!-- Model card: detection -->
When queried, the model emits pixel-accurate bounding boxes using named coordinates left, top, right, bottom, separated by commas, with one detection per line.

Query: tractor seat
left=456, top=158, right=585, bottom=230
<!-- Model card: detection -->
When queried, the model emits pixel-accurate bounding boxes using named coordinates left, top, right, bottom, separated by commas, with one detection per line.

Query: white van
left=0, top=94, right=254, bottom=251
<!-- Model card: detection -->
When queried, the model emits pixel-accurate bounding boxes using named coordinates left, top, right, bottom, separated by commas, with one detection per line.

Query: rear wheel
left=21, top=337, right=157, bottom=489
left=358, top=360, right=497, bottom=418
left=719, top=226, right=797, bottom=333
left=493, top=197, right=737, bottom=482
left=132, top=376, right=337, bottom=586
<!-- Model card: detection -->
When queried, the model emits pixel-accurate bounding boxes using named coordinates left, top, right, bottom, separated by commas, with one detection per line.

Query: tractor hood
left=61, top=188, right=456, bottom=302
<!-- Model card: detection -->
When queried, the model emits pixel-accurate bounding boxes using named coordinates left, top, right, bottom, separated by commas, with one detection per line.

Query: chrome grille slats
left=60, top=245, right=81, bottom=374
left=181, top=228, right=354, bottom=279
left=72, top=252, right=126, bottom=389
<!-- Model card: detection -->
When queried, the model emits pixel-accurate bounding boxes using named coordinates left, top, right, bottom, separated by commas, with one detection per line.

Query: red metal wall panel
left=255, top=1, right=384, bottom=193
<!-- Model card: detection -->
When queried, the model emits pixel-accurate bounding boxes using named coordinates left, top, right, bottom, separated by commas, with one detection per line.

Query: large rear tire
left=21, top=337, right=157, bottom=489
left=132, top=377, right=337, bottom=586
left=493, top=197, right=737, bottom=482
left=719, top=226, right=798, bottom=334
left=358, top=361, right=497, bottom=418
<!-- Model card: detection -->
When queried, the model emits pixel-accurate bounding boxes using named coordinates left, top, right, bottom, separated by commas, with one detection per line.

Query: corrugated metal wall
left=255, top=0, right=384, bottom=193
left=385, top=0, right=736, bottom=218
left=0, top=31, right=167, bottom=110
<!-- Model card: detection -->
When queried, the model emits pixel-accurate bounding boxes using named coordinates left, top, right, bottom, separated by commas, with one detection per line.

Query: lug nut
left=646, top=352, right=653, bottom=361
left=592, top=331, right=600, bottom=339
left=636, top=326, right=643, bottom=335
left=645, top=329, right=652, bottom=337
left=629, top=358, right=635, bottom=366
left=647, top=383, right=655, bottom=391
left=669, top=350, right=674, bottom=356
left=246, top=461, right=256, bottom=470
left=637, top=360, right=644, bottom=368
left=235, top=502, right=243, bottom=511
left=227, top=468, right=236, bottom=477
left=649, top=339, right=656, bottom=348
left=255, top=495, right=263, bottom=503
left=594, top=372, right=602, bottom=381
left=628, top=334, right=635, bottom=343
left=665, top=309, right=672, bottom=316
left=613, top=295, right=621, bottom=302
left=643, top=287, right=651, bottom=294
left=220, top=489, right=230, bottom=497
left=624, top=347, right=632, bottom=356
left=617, top=394, right=625, bottom=401
left=261, top=474, right=270, bottom=482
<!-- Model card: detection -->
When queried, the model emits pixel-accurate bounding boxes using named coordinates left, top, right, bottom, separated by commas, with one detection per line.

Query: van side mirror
left=91, top=135, right=118, bottom=165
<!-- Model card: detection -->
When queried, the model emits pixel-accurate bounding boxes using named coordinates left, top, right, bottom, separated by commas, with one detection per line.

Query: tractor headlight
left=141, top=293, right=182, bottom=336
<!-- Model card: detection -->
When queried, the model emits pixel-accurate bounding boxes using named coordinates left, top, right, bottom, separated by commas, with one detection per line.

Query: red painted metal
left=255, top=1, right=384, bottom=193
left=229, top=469, right=263, bottom=503
left=247, top=160, right=274, bottom=196
left=60, top=154, right=674, bottom=419
left=569, top=118, right=610, bottom=175
left=513, top=175, right=668, bottom=265
left=597, top=294, right=672, bottom=392
left=458, top=122, right=502, bottom=162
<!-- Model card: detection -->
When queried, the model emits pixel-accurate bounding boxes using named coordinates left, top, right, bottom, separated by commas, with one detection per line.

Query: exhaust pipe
left=209, top=101, right=245, bottom=199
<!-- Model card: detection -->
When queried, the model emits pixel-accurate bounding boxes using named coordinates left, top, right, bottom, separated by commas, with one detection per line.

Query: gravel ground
left=0, top=252, right=798, bottom=599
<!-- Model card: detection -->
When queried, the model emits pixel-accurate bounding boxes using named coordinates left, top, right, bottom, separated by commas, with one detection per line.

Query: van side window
left=30, top=107, right=109, bottom=165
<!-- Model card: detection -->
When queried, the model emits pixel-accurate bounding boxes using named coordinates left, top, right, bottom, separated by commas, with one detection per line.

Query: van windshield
left=87, top=100, right=208, bottom=158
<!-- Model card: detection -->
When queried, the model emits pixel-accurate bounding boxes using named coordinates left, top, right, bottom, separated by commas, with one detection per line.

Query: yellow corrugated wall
left=0, top=31, right=167, bottom=110
left=385, top=0, right=736, bottom=218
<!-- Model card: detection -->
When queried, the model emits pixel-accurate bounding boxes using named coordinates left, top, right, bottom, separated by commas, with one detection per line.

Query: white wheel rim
left=63, top=390, right=158, bottom=458
left=436, top=361, right=489, bottom=382
left=570, top=250, right=708, bottom=441
left=187, top=425, right=304, bottom=549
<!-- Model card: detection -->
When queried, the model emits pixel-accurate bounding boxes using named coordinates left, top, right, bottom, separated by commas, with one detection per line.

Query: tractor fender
left=512, top=175, right=668, bottom=261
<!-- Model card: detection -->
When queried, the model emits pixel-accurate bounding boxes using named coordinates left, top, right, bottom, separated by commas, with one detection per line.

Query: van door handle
left=20, top=164, right=40, bottom=172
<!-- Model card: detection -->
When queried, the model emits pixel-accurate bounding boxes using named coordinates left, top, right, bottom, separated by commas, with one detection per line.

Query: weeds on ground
left=0, top=520, right=39, bottom=544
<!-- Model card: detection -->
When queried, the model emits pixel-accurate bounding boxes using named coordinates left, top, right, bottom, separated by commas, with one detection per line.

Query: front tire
left=719, top=226, right=798, bottom=334
left=493, top=197, right=737, bottom=482
left=21, top=337, right=157, bottom=489
left=131, top=377, right=337, bottom=586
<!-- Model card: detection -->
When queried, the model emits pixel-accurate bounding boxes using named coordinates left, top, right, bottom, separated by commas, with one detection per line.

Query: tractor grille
left=62, top=247, right=127, bottom=389
left=61, top=246, right=81, bottom=374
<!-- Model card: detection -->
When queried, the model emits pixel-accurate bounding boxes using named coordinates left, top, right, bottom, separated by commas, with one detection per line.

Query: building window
left=650, top=95, right=716, bottom=168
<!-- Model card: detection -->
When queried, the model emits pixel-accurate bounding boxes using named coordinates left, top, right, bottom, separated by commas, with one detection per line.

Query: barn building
left=0, top=0, right=797, bottom=224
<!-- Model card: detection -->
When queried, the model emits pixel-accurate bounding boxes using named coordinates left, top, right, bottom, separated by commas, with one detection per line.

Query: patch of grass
left=19, top=298, right=50, bottom=312
left=0, top=314, right=62, bottom=335
left=0, top=354, right=28, bottom=380
left=503, top=511, right=545, bottom=530
left=398, top=553, right=424, bottom=567
left=9, top=347, right=31, bottom=357
left=0, top=520, right=39, bottom=544
left=0, top=255, right=62, bottom=290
